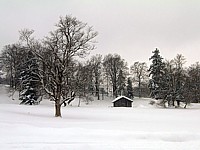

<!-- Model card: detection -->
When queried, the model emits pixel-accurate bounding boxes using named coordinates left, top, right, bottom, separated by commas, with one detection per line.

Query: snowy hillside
left=0, top=85, right=200, bottom=150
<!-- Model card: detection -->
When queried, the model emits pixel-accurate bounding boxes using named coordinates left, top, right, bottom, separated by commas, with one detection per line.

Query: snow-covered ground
left=0, top=85, right=200, bottom=150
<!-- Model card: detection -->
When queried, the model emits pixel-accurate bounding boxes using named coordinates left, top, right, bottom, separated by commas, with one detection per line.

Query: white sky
left=0, top=0, right=200, bottom=66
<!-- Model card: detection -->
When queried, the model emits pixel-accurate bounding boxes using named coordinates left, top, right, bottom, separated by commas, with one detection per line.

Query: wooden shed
left=112, top=96, right=133, bottom=107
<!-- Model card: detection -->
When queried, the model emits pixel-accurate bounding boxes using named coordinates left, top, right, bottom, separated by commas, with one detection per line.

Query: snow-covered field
left=0, top=85, right=200, bottom=150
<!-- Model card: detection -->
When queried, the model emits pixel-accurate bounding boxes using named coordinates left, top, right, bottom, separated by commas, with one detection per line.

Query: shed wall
left=113, top=98, right=132, bottom=107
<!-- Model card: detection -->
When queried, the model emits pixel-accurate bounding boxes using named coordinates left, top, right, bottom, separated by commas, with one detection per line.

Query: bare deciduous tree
left=130, top=61, right=148, bottom=98
left=89, top=54, right=102, bottom=100
left=36, top=15, right=98, bottom=117
left=103, top=54, right=128, bottom=98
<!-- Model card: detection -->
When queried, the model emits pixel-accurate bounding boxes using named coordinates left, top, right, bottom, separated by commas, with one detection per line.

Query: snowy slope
left=0, top=85, right=200, bottom=150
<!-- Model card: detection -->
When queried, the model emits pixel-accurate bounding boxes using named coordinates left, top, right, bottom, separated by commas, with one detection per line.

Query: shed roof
left=112, top=96, right=133, bottom=103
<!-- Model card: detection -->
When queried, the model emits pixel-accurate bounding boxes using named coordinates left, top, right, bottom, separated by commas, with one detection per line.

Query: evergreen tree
left=148, top=48, right=165, bottom=99
left=19, top=50, right=41, bottom=105
left=126, top=77, right=134, bottom=99
left=117, top=69, right=126, bottom=96
left=186, top=62, right=200, bottom=103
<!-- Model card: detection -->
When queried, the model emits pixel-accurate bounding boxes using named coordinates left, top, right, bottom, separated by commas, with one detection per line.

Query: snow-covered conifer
left=126, top=77, right=134, bottom=99
left=19, top=50, right=41, bottom=105
left=148, top=48, right=165, bottom=99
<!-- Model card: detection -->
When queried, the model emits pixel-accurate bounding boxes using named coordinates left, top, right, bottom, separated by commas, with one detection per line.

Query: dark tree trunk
left=97, top=92, right=100, bottom=100
left=113, top=84, right=117, bottom=98
left=184, top=103, right=187, bottom=109
left=101, top=88, right=104, bottom=100
left=95, top=80, right=100, bottom=100
left=78, top=96, right=81, bottom=107
left=106, top=76, right=109, bottom=96
left=138, top=78, right=141, bottom=98
left=55, top=79, right=62, bottom=117
left=10, top=64, right=14, bottom=88
left=177, top=100, right=180, bottom=107
left=55, top=103, right=61, bottom=117
left=172, top=100, right=175, bottom=106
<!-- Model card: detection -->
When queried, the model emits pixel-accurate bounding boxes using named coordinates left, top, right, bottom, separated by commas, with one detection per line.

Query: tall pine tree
left=148, top=48, right=165, bottom=99
left=117, top=69, right=126, bottom=96
left=19, top=50, right=41, bottom=105
left=126, top=77, right=134, bottom=99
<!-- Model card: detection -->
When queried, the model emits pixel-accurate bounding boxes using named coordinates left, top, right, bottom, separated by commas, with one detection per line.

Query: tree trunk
left=95, top=75, right=100, bottom=100
left=55, top=103, right=61, bottom=117
left=10, top=64, right=14, bottom=88
left=184, top=103, right=187, bottom=109
left=55, top=82, right=62, bottom=117
left=138, top=79, right=141, bottom=98
left=113, top=84, right=117, bottom=98
left=78, top=96, right=81, bottom=107
left=177, top=100, right=180, bottom=107
left=106, top=75, right=109, bottom=96
left=101, top=88, right=104, bottom=100
left=97, top=92, right=100, bottom=100
left=96, top=84, right=100, bottom=100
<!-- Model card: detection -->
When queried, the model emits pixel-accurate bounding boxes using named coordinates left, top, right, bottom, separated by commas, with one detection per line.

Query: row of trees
left=1, top=15, right=200, bottom=117
left=1, top=44, right=150, bottom=100
left=149, top=48, right=200, bottom=108
left=1, top=15, right=150, bottom=117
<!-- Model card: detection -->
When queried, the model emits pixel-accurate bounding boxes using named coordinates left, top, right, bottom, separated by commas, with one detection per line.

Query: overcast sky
left=1, top=0, right=200, bottom=66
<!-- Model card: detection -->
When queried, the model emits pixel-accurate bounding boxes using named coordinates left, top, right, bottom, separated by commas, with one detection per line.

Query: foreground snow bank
left=1, top=103, right=200, bottom=149
left=0, top=86, right=200, bottom=150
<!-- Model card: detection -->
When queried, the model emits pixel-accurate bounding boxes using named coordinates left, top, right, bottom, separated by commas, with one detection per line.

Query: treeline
left=1, top=35, right=150, bottom=102
left=1, top=15, right=200, bottom=117
left=0, top=15, right=150, bottom=117
left=149, top=48, right=200, bottom=108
